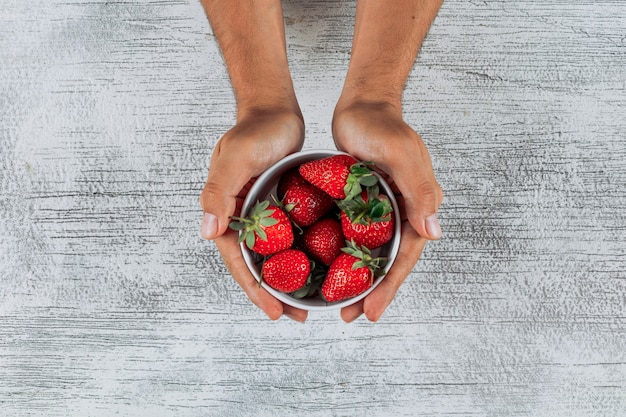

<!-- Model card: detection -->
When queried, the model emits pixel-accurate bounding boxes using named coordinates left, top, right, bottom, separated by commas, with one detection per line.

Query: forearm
left=339, top=0, right=444, bottom=112
left=201, top=0, right=301, bottom=120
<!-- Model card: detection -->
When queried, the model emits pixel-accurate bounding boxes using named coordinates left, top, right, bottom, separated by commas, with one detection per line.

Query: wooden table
left=1, top=1, right=625, bottom=415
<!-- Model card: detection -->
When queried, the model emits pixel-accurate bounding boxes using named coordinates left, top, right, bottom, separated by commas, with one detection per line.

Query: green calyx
left=229, top=200, right=278, bottom=250
left=343, top=162, right=379, bottom=201
left=290, top=261, right=325, bottom=299
left=337, top=185, right=393, bottom=225
left=342, top=240, right=388, bottom=278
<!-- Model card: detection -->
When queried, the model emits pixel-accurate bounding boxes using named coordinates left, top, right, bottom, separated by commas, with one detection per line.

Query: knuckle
left=415, top=180, right=443, bottom=213
left=417, top=181, right=438, bottom=201
left=199, top=181, right=224, bottom=209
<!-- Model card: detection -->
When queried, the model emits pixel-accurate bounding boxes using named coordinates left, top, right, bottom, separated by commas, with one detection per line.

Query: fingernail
left=425, top=214, right=442, bottom=239
left=201, top=213, right=218, bottom=239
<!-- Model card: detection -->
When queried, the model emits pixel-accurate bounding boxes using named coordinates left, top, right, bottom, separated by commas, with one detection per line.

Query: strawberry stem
left=343, top=162, right=378, bottom=201
left=228, top=200, right=280, bottom=250
left=342, top=240, right=388, bottom=278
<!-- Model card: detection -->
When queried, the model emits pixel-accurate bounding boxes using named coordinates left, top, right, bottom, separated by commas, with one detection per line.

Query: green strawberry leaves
left=336, top=184, right=393, bottom=225
left=342, top=240, right=388, bottom=278
left=343, top=162, right=379, bottom=201
left=229, top=200, right=280, bottom=250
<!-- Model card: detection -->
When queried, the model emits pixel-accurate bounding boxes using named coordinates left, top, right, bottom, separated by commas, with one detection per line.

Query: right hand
left=332, top=100, right=444, bottom=322
left=200, top=109, right=307, bottom=322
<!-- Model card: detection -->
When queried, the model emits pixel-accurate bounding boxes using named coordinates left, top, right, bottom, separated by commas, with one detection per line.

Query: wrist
left=237, top=96, right=303, bottom=126
left=335, top=71, right=405, bottom=117
left=332, top=99, right=404, bottom=155
left=337, top=73, right=405, bottom=111
left=230, top=58, right=301, bottom=120
left=334, top=94, right=403, bottom=121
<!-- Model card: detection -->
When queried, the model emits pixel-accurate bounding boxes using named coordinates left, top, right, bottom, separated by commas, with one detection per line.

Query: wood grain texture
left=1, top=0, right=625, bottom=416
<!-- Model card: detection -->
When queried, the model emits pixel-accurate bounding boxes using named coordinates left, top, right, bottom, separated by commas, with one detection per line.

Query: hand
left=200, top=109, right=309, bottom=322
left=332, top=100, right=443, bottom=322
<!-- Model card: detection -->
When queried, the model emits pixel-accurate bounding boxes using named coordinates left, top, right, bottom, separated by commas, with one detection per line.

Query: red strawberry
left=303, top=218, right=344, bottom=266
left=337, top=186, right=394, bottom=249
left=262, top=249, right=311, bottom=293
left=340, top=210, right=394, bottom=249
left=283, top=183, right=335, bottom=227
left=229, top=200, right=294, bottom=256
left=321, top=242, right=387, bottom=303
left=299, top=155, right=378, bottom=200
left=277, top=167, right=308, bottom=199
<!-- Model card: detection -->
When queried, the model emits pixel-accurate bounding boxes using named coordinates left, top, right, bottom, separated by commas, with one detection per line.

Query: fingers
left=331, top=104, right=441, bottom=322
left=200, top=111, right=308, bottom=320
left=200, top=141, right=256, bottom=240
left=363, top=221, right=427, bottom=321
left=383, top=140, right=444, bottom=242
left=341, top=299, right=365, bottom=323
left=332, top=100, right=444, bottom=240
left=200, top=112, right=305, bottom=240
left=215, top=231, right=284, bottom=319
left=341, top=220, right=427, bottom=323
left=401, top=178, right=443, bottom=241
left=283, top=304, right=309, bottom=323
left=215, top=228, right=309, bottom=322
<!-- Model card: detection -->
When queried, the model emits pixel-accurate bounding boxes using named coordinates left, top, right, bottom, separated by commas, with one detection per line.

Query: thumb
left=200, top=152, right=255, bottom=240
left=402, top=179, right=443, bottom=240
left=392, top=159, right=443, bottom=240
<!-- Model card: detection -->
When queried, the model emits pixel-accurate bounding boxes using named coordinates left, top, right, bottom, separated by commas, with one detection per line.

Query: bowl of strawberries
left=229, top=150, right=401, bottom=311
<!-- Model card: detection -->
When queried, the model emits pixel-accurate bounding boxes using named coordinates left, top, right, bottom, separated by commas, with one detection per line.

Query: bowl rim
left=239, top=149, right=402, bottom=311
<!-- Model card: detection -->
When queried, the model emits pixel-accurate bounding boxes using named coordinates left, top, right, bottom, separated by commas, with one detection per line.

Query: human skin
left=199, top=0, right=307, bottom=322
left=199, top=0, right=443, bottom=323
left=332, top=0, right=444, bottom=322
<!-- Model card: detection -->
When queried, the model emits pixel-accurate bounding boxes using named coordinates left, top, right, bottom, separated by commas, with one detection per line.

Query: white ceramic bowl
left=239, top=149, right=401, bottom=311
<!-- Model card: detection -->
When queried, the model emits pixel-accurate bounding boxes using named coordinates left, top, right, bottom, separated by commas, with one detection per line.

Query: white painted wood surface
left=1, top=1, right=625, bottom=416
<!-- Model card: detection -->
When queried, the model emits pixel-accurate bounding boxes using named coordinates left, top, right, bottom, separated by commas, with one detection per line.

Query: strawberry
left=337, top=186, right=394, bottom=249
left=261, top=249, right=311, bottom=293
left=283, top=182, right=335, bottom=227
left=229, top=200, right=294, bottom=256
left=303, top=218, right=344, bottom=266
left=321, top=241, right=387, bottom=303
left=299, top=155, right=378, bottom=200
left=276, top=167, right=308, bottom=199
